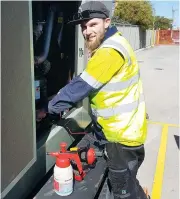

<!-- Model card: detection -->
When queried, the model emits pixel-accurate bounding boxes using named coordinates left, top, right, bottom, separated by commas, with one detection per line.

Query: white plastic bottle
left=53, top=158, right=73, bottom=196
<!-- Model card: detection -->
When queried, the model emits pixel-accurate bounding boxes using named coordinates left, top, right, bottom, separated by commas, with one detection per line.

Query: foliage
left=154, top=16, right=173, bottom=30
left=113, top=0, right=154, bottom=30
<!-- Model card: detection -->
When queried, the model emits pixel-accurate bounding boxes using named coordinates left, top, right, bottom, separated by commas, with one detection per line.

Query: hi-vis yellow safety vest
left=83, top=32, right=147, bottom=146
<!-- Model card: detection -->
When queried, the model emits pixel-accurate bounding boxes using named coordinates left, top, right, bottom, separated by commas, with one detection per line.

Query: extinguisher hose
left=65, top=126, right=99, bottom=144
left=65, top=126, right=88, bottom=135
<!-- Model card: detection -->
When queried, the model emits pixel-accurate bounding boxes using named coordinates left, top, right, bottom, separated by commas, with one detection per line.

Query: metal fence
left=114, top=23, right=156, bottom=51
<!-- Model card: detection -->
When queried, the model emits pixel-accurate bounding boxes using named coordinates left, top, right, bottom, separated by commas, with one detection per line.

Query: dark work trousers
left=105, top=143, right=148, bottom=199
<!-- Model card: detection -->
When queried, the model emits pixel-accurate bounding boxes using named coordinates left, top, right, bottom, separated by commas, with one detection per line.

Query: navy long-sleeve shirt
left=48, top=74, right=94, bottom=114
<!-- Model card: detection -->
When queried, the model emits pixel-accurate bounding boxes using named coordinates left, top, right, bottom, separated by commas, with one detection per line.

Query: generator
left=32, top=1, right=79, bottom=134
left=1, top=1, right=113, bottom=199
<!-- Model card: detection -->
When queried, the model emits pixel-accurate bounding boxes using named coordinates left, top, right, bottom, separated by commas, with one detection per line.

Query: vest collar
left=103, top=25, right=118, bottom=41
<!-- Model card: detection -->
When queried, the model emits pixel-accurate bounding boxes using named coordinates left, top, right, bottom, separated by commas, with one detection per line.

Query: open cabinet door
left=1, top=2, right=36, bottom=198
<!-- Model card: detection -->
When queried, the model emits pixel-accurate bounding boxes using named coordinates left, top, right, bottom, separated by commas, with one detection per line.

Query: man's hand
left=36, top=109, right=63, bottom=122
left=36, top=109, right=47, bottom=122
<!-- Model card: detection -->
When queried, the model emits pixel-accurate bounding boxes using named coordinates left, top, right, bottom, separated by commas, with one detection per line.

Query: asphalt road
left=136, top=45, right=179, bottom=199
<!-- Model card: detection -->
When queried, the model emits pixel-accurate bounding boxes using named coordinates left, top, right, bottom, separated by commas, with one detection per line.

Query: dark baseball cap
left=68, top=1, right=110, bottom=25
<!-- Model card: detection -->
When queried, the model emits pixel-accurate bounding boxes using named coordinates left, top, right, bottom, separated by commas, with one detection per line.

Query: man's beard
left=85, top=30, right=105, bottom=53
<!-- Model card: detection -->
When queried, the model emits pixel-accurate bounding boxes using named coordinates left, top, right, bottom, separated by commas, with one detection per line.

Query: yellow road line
left=148, top=120, right=180, bottom=128
left=151, top=125, right=169, bottom=199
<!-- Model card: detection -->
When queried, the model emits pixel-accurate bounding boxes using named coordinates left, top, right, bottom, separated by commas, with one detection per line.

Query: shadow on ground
left=174, top=135, right=179, bottom=149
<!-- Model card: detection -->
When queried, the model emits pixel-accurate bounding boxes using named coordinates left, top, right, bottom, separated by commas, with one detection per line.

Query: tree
left=154, top=16, right=173, bottom=30
left=113, top=0, right=154, bottom=30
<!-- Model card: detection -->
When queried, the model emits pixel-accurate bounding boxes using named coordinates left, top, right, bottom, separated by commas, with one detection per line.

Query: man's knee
left=108, top=168, right=135, bottom=198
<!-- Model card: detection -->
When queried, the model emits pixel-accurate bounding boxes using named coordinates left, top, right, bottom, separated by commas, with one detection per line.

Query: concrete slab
left=136, top=45, right=179, bottom=125
left=137, top=123, right=162, bottom=194
left=161, top=126, right=179, bottom=199
left=136, top=45, right=179, bottom=199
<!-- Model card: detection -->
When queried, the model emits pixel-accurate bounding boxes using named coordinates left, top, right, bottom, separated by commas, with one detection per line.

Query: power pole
left=172, top=7, right=178, bottom=30
left=153, top=7, right=156, bottom=30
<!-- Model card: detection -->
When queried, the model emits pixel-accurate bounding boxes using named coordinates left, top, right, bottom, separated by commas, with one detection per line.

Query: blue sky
left=151, top=1, right=179, bottom=27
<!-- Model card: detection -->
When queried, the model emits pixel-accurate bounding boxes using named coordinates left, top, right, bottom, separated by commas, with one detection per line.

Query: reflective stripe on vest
left=81, top=71, right=103, bottom=89
left=100, top=72, right=139, bottom=92
left=91, top=93, right=144, bottom=118
left=81, top=68, right=139, bottom=91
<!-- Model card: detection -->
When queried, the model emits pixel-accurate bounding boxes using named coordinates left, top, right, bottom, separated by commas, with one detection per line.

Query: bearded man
left=48, top=1, right=149, bottom=199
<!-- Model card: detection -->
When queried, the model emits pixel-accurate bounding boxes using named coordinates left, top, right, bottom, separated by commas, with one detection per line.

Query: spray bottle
left=47, top=142, right=73, bottom=196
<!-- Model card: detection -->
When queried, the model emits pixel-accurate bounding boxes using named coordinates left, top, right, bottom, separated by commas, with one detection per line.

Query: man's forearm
left=48, top=75, right=94, bottom=114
